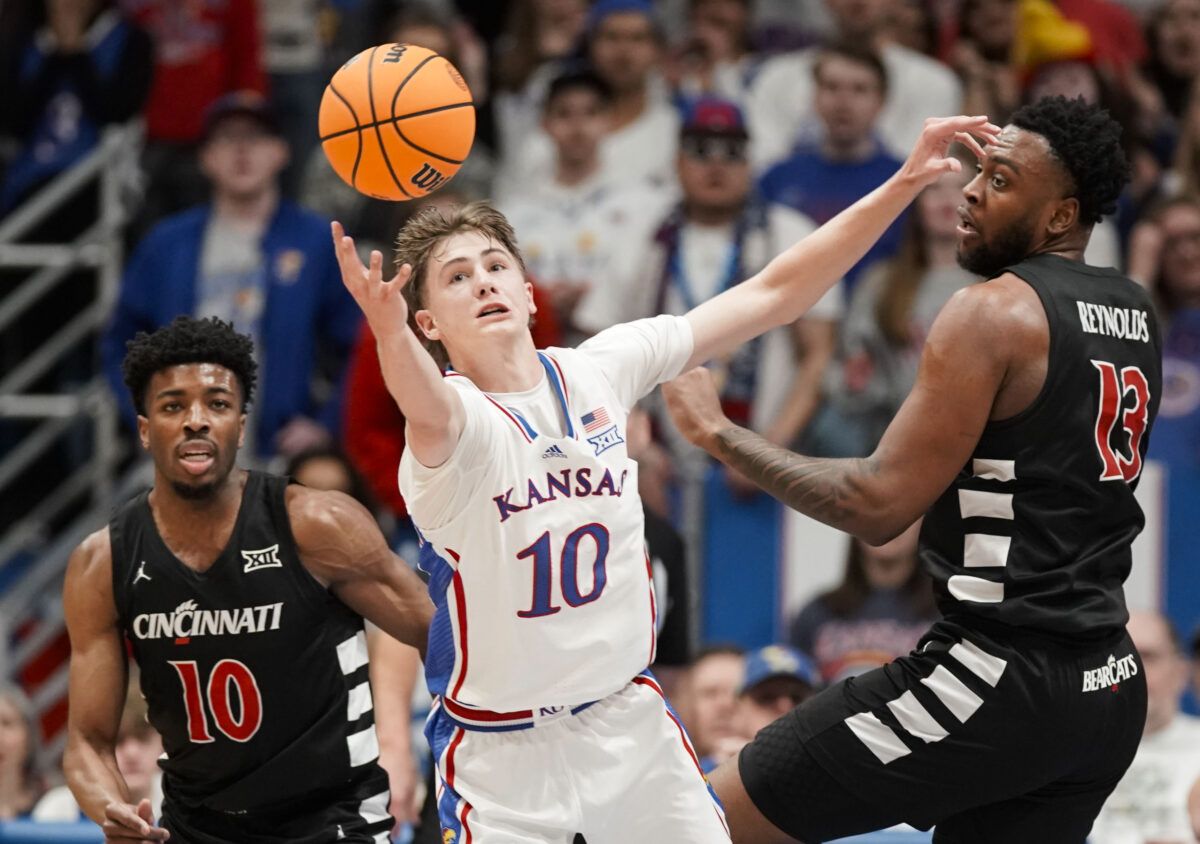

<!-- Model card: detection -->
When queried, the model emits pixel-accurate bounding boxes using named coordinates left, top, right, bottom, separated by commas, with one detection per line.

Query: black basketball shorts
left=738, top=618, right=1146, bottom=843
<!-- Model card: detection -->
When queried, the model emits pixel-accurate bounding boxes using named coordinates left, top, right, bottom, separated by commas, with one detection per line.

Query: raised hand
left=331, top=221, right=413, bottom=341
left=899, top=115, right=1002, bottom=189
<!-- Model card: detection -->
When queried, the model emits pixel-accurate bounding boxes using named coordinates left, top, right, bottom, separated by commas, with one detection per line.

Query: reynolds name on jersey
left=1076, top=301, right=1151, bottom=343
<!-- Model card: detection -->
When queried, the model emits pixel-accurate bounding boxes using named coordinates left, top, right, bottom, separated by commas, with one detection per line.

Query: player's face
left=416, top=230, right=535, bottom=356
left=199, top=116, right=289, bottom=202
left=813, top=56, right=885, bottom=150
left=677, top=135, right=751, bottom=213
left=138, top=364, right=245, bottom=501
left=0, top=697, right=30, bottom=781
left=589, top=12, right=659, bottom=93
left=1157, top=202, right=1200, bottom=300
left=542, top=89, right=610, bottom=163
left=956, top=126, right=1066, bottom=277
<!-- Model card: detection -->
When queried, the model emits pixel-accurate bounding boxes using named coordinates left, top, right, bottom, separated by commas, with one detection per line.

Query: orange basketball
left=318, top=43, right=475, bottom=201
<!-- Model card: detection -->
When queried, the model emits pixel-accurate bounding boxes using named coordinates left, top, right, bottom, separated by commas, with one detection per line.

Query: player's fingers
left=393, top=262, right=414, bottom=290
left=136, top=798, right=155, bottom=824
left=953, top=131, right=987, bottom=160
left=369, top=250, right=384, bottom=286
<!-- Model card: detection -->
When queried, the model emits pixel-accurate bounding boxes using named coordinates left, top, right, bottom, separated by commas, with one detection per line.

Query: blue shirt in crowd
left=758, top=141, right=908, bottom=290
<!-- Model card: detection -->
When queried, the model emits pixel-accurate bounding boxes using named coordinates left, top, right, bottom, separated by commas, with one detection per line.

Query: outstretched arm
left=332, top=222, right=465, bottom=468
left=62, top=531, right=169, bottom=841
left=290, top=485, right=433, bottom=656
left=684, top=116, right=998, bottom=369
left=666, top=283, right=1016, bottom=544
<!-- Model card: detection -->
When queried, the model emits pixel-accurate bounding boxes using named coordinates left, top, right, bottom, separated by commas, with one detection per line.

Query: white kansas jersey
left=399, top=316, right=693, bottom=717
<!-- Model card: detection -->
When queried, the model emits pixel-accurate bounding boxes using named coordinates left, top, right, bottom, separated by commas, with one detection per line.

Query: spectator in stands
left=123, top=0, right=267, bottom=233
left=1193, top=627, right=1200, bottom=705
left=805, top=167, right=977, bottom=457
left=0, top=0, right=152, bottom=218
left=667, top=0, right=761, bottom=107
left=33, top=676, right=163, bottom=822
left=497, top=0, right=679, bottom=197
left=950, top=0, right=1021, bottom=125
left=680, top=645, right=744, bottom=773
left=1127, top=195, right=1200, bottom=472
left=285, top=445, right=387, bottom=525
left=1147, top=0, right=1200, bottom=121
left=0, top=685, right=41, bottom=821
left=259, top=0, right=331, bottom=199
left=883, top=0, right=940, bottom=58
left=746, top=0, right=961, bottom=168
left=102, top=93, right=359, bottom=464
left=734, top=645, right=820, bottom=740
left=594, top=98, right=841, bottom=496
left=789, top=520, right=938, bottom=684
left=1091, top=611, right=1200, bottom=843
left=499, top=68, right=672, bottom=341
left=758, top=42, right=907, bottom=288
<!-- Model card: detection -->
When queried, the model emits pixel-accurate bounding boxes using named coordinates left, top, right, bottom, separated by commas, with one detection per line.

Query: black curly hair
left=1010, top=96, right=1131, bottom=226
left=121, top=316, right=257, bottom=415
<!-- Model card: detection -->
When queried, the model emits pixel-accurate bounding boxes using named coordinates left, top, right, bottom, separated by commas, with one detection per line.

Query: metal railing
left=0, top=123, right=142, bottom=694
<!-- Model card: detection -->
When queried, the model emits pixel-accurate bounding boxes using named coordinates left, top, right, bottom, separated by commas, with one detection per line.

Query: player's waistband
left=436, top=695, right=600, bottom=732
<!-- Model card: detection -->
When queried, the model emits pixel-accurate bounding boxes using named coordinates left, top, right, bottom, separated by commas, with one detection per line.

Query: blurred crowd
left=2, top=0, right=1200, bottom=840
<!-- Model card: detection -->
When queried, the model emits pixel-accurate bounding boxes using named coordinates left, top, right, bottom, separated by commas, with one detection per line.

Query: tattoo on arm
left=713, top=426, right=878, bottom=529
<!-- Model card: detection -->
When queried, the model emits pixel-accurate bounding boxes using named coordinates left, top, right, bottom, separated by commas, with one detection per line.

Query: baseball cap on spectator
left=680, top=97, right=749, bottom=141
left=740, top=645, right=821, bottom=695
left=587, top=0, right=658, bottom=34
left=201, top=91, right=283, bottom=143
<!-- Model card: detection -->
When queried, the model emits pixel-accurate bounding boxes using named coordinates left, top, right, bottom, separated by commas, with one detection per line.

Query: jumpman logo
left=134, top=561, right=152, bottom=585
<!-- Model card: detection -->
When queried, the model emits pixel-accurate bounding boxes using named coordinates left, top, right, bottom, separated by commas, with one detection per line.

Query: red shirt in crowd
left=120, top=0, right=267, bottom=143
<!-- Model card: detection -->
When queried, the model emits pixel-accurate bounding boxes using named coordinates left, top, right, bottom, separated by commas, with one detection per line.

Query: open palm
left=331, top=221, right=413, bottom=340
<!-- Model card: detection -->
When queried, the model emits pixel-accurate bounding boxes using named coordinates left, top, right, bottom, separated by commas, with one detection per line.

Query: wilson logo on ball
left=383, top=44, right=407, bottom=63
left=412, top=163, right=447, bottom=191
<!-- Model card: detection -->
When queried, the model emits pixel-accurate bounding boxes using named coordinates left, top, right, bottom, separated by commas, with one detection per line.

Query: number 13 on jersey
left=1092, top=360, right=1151, bottom=483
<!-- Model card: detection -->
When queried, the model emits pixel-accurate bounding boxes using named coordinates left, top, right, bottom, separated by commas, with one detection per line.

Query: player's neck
left=556, top=154, right=600, bottom=188
left=150, top=469, right=246, bottom=525
left=212, top=186, right=279, bottom=227
left=451, top=333, right=543, bottom=393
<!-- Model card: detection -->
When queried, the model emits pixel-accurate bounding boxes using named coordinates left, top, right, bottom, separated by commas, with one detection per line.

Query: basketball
left=318, top=43, right=475, bottom=201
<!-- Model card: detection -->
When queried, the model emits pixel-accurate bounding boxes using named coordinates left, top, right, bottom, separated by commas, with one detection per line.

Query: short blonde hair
left=395, top=201, right=526, bottom=369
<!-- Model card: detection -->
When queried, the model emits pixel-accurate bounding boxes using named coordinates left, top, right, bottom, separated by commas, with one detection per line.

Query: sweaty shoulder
left=937, top=274, right=1049, bottom=420
left=286, top=484, right=381, bottom=585
left=68, top=527, right=114, bottom=583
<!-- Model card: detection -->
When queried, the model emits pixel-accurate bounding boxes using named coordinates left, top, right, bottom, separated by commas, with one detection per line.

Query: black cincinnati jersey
left=109, top=471, right=392, bottom=843
left=922, top=254, right=1163, bottom=643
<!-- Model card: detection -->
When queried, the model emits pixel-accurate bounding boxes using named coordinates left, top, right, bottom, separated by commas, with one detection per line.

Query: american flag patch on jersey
left=581, top=407, right=611, bottom=433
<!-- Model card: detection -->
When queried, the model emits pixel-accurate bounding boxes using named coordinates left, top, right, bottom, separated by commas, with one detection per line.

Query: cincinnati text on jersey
left=1081, top=653, right=1139, bottom=693
left=132, top=599, right=284, bottom=640
left=1076, top=302, right=1151, bottom=343
left=492, top=467, right=630, bottom=523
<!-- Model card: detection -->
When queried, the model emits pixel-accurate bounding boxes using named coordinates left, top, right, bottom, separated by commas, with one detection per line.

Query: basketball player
left=62, top=316, right=433, bottom=843
left=331, top=114, right=995, bottom=842
left=663, top=96, right=1162, bottom=842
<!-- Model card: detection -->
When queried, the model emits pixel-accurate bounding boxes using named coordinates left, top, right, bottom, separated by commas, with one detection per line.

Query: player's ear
left=414, top=308, right=440, bottom=341
left=137, top=415, right=151, bottom=452
left=1048, top=196, right=1079, bottom=237
left=525, top=279, right=537, bottom=315
left=237, top=412, right=246, bottom=449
